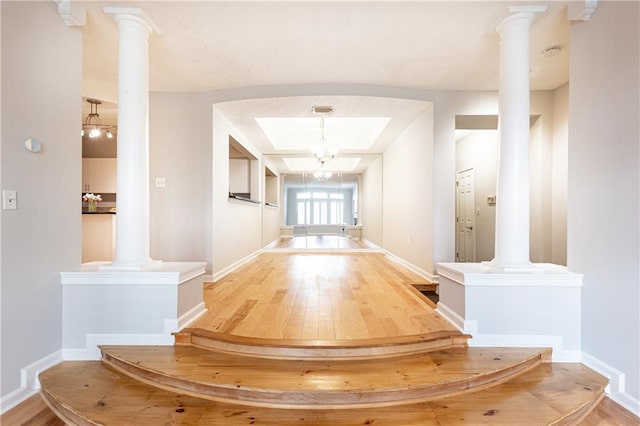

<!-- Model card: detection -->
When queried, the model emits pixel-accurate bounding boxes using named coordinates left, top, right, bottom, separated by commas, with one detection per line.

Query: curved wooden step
left=39, top=361, right=607, bottom=425
left=174, top=328, right=470, bottom=360
left=100, top=345, right=549, bottom=409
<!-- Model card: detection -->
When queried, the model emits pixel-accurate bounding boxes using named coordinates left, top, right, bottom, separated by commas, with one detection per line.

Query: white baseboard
left=435, top=302, right=465, bottom=332
left=211, top=249, right=262, bottom=282
left=263, top=238, right=281, bottom=249
left=383, top=249, right=439, bottom=283
left=362, top=239, right=380, bottom=249
left=582, top=351, right=640, bottom=416
left=201, top=274, right=213, bottom=282
left=0, top=350, right=63, bottom=414
left=177, top=302, right=207, bottom=331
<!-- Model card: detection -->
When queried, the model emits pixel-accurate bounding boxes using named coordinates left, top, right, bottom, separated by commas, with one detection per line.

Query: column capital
left=497, top=5, right=548, bottom=35
left=103, top=7, right=161, bottom=36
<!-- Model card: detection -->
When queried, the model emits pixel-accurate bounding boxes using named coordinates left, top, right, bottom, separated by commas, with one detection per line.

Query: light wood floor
left=6, top=391, right=637, bottom=426
left=190, top=252, right=455, bottom=340
left=271, top=236, right=376, bottom=250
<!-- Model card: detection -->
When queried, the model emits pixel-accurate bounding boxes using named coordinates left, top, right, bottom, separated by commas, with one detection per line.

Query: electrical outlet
left=155, top=178, right=166, bottom=188
left=3, top=190, right=17, bottom=210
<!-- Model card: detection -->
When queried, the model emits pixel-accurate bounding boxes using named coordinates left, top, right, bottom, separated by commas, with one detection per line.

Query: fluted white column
left=492, top=7, right=545, bottom=270
left=103, top=8, right=159, bottom=270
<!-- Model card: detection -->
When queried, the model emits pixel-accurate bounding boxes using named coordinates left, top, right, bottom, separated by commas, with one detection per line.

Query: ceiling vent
left=312, top=106, right=334, bottom=114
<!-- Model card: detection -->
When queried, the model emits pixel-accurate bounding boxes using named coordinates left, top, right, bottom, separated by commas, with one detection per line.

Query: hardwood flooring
left=29, top=250, right=640, bottom=425
left=271, top=236, right=376, bottom=250
left=190, top=252, right=455, bottom=341
left=39, top=361, right=609, bottom=425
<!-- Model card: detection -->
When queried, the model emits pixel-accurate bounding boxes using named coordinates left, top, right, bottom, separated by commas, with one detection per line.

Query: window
left=293, top=190, right=346, bottom=225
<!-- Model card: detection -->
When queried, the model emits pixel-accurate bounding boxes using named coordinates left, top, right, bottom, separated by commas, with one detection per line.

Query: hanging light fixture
left=313, top=170, right=332, bottom=182
left=310, top=117, right=338, bottom=164
left=82, top=98, right=116, bottom=139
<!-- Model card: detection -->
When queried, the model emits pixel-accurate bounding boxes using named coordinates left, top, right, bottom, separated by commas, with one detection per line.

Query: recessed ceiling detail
left=255, top=117, right=391, bottom=151
left=282, top=157, right=362, bottom=172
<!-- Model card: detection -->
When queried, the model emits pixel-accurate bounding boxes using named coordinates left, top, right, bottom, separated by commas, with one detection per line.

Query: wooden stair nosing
left=38, top=361, right=609, bottom=425
left=100, top=346, right=547, bottom=409
left=40, top=388, right=99, bottom=426
left=174, top=328, right=471, bottom=360
left=552, top=392, right=606, bottom=426
left=189, top=334, right=469, bottom=361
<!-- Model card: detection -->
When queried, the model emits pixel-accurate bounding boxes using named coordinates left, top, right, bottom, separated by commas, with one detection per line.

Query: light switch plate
left=3, top=190, right=17, bottom=210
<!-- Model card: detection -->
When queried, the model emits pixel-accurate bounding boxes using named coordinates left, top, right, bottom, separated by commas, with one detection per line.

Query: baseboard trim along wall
left=582, top=351, right=640, bottom=416
left=383, top=249, right=439, bottom=283
left=0, top=350, right=63, bottom=414
left=211, top=249, right=262, bottom=282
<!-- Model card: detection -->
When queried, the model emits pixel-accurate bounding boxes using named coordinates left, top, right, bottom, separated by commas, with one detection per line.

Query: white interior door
left=456, top=169, right=476, bottom=262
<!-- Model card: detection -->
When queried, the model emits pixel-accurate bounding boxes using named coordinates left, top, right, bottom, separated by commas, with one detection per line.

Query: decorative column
left=491, top=6, right=546, bottom=270
left=103, top=8, right=160, bottom=270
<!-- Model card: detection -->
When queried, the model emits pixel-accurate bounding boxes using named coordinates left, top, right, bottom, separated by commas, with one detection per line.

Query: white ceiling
left=81, top=1, right=571, bottom=173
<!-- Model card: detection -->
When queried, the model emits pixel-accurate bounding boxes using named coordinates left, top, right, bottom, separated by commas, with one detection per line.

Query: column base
left=482, top=259, right=542, bottom=273
left=99, top=259, right=162, bottom=271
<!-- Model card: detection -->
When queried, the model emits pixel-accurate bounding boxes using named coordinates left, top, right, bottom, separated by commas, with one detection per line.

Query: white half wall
left=0, top=1, right=82, bottom=401
left=568, top=1, right=640, bottom=412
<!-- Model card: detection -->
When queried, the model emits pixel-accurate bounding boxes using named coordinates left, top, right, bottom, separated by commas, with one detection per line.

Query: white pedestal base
left=436, top=262, right=583, bottom=361
left=60, top=261, right=207, bottom=360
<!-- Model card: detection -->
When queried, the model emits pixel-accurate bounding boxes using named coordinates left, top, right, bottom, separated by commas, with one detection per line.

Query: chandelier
left=82, top=98, right=116, bottom=139
left=313, top=170, right=332, bottom=182
left=310, top=117, right=338, bottom=164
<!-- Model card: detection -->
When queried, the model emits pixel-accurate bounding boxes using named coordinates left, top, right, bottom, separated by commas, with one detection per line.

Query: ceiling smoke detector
left=312, top=106, right=334, bottom=114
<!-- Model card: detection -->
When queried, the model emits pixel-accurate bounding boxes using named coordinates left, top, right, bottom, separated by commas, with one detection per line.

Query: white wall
left=551, top=83, right=568, bottom=266
left=456, top=130, right=498, bottom=262
left=382, top=106, right=434, bottom=275
left=1, top=1, right=82, bottom=398
left=229, top=159, right=250, bottom=194
left=211, top=107, right=263, bottom=275
left=262, top=159, right=281, bottom=246
left=529, top=92, right=554, bottom=263
left=568, top=1, right=640, bottom=410
left=361, top=155, right=383, bottom=246
left=149, top=93, right=212, bottom=272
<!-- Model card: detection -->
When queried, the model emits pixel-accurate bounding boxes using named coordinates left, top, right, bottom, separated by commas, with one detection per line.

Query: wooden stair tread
left=39, top=361, right=607, bottom=425
left=100, top=345, right=549, bottom=408
left=175, top=328, right=470, bottom=359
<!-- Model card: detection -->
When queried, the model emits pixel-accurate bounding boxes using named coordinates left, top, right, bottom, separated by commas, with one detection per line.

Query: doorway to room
left=455, top=115, right=499, bottom=263
left=456, top=168, right=476, bottom=262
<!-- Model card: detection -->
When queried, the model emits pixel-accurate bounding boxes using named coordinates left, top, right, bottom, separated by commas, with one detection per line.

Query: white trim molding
left=568, top=0, right=598, bottom=21
left=173, top=301, right=207, bottom=332
left=582, top=351, right=640, bottom=416
left=212, top=249, right=263, bottom=282
left=0, top=350, right=63, bottom=414
left=435, top=302, right=465, bottom=331
left=383, top=249, right=439, bottom=283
